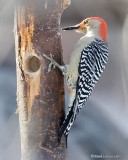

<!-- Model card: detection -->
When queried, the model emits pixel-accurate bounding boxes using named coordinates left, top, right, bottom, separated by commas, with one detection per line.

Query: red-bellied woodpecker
left=43, top=17, right=108, bottom=143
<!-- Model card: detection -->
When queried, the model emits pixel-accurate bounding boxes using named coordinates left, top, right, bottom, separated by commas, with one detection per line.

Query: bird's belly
left=66, top=67, right=78, bottom=89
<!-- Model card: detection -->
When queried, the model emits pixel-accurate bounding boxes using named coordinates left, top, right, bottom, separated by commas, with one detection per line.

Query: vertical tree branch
left=14, top=0, right=70, bottom=159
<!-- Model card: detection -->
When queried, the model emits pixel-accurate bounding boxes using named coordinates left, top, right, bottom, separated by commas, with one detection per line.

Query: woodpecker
left=43, top=17, right=108, bottom=143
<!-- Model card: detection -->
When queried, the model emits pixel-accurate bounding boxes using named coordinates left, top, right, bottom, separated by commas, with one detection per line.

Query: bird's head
left=62, top=17, right=107, bottom=42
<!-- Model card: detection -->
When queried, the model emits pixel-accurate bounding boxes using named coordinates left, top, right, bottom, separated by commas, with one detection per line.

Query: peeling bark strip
left=14, top=0, right=70, bottom=160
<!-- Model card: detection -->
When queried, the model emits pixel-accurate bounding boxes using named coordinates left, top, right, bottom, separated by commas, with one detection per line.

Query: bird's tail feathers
left=59, top=106, right=74, bottom=140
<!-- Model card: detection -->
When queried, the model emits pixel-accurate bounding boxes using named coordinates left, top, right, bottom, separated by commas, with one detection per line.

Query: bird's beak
left=62, top=25, right=80, bottom=31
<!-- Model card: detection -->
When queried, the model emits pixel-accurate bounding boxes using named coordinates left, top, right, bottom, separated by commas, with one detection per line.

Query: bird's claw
left=43, top=54, right=56, bottom=73
left=47, top=62, right=56, bottom=73
left=43, top=53, right=66, bottom=75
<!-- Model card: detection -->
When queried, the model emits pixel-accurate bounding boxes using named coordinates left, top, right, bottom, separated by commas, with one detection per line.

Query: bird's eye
left=84, top=21, right=87, bottom=24
left=84, top=20, right=89, bottom=25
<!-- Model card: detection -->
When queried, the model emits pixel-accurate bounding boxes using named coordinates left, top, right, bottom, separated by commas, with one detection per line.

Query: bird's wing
left=73, top=38, right=108, bottom=118
left=60, top=38, right=108, bottom=138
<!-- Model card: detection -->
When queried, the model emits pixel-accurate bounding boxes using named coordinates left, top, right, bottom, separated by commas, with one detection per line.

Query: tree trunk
left=14, top=0, right=70, bottom=160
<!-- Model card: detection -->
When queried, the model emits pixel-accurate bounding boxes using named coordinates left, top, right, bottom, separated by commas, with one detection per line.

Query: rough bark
left=14, top=0, right=70, bottom=160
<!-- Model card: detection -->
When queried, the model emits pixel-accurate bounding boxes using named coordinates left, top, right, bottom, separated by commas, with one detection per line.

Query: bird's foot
left=43, top=53, right=66, bottom=75
left=43, top=54, right=56, bottom=73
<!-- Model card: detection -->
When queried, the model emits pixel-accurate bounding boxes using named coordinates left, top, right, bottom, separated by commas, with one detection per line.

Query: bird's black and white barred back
left=60, top=38, right=108, bottom=138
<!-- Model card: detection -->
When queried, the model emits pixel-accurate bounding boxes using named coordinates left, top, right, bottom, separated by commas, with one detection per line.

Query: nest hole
left=25, top=56, right=41, bottom=73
